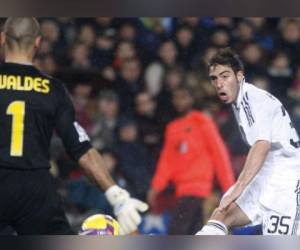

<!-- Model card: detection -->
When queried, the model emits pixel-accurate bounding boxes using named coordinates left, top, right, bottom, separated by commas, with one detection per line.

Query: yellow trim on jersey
left=6, top=101, right=25, bottom=157
left=0, top=75, right=50, bottom=94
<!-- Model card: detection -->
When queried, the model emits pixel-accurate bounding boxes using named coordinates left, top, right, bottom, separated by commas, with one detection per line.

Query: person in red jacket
left=147, top=86, right=235, bottom=234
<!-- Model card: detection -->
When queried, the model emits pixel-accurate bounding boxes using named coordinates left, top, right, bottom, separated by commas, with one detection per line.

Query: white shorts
left=229, top=170, right=300, bottom=235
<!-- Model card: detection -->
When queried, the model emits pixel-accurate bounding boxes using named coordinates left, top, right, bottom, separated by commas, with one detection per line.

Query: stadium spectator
left=71, top=83, right=94, bottom=134
left=134, top=92, right=162, bottom=173
left=113, top=118, right=152, bottom=201
left=78, top=24, right=97, bottom=48
left=174, top=25, right=198, bottom=69
left=70, top=42, right=92, bottom=70
left=112, top=40, right=137, bottom=70
left=90, top=90, right=120, bottom=150
left=144, top=39, right=178, bottom=97
left=116, top=58, right=144, bottom=115
left=240, top=41, right=266, bottom=81
left=156, top=66, right=185, bottom=126
left=148, top=86, right=235, bottom=234
left=210, top=28, right=231, bottom=49
left=277, top=18, right=300, bottom=65
left=267, top=51, right=293, bottom=103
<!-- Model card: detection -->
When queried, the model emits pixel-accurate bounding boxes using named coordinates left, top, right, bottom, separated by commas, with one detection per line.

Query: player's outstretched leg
left=196, top=202, right=251, bottom=235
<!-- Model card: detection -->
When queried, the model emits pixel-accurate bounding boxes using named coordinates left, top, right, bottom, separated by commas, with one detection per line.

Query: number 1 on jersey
left=6, top=101, right=25, bottom=156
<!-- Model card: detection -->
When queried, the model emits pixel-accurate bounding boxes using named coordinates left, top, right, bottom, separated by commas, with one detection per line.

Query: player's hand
left=105, top=185, right=149, bottom=235
left=218, top=183, right=243, bottom=212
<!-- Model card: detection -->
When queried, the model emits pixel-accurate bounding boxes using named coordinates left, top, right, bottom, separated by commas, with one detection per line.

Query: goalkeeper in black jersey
left=0, top=17, right=148, bottom=235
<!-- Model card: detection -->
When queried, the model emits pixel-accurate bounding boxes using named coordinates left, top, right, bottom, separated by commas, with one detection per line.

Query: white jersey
left=229, top=81, right=300, bottom=234
left=232, top=81, right=300, bottom=177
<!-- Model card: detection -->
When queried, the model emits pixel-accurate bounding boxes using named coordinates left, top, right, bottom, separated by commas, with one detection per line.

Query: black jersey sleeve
left=54, top=83, right=92, bottom=161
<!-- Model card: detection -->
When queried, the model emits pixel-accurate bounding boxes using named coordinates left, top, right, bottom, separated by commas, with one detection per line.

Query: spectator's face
left=176, top=28, right=193, bottom=47
left=116, top=42, right=135, bottom=60
left=272, top=54, right=289, bottom=70
left=72, top=84, right=92, bottom=107
left=72, top=44, right=89, bottom=62
left=203, top=47, right=218, bottom=64
left=101, top=66, right=116, bottom=81
left=79, top=25, right=96, bottom=47
left=98, top=99, right=119, bottom=117
left=211, top=30, right=230, bottom=47
left=96, top=36, right=114, bottom=50
left=43, top=55, right=57, bottom=74
left=135, top=93, right=156, bottom=116
left=40, top=20, right=60, bottom=43
left=237, top=22, right=254, bottom=40
left=242, top=44, right=262, bottom=64
left=172, top=89, right=194, bottom=114
left=159, top=42, right=177, bottom=64
left=120, top=61, right=141, bottom=83
left=209, top=64, right=243, bottom=104
left=165, top=70, right=183, bottom=90
left=282, top=22, right=300, bottom=43
left=119, top=124, right=137, bottom=142
left=73, top=84, right=91, bottom=98
left=119, top=24, right=136, bottom=41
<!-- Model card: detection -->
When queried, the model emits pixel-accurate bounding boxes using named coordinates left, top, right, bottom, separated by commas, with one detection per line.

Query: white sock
left=195, top=220, right=228, bottom=235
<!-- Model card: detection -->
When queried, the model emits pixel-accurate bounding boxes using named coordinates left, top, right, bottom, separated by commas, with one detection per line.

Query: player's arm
left=219, top=94, right=275, bottom=211
left=235, top=140, right=270, bottom=189
left=218, top=140, right=270, bottom=211
left=54, top=84, right=148, bottom=234
left=148, top=125, right=172, bottom=207
left=78, top=147, right=115, bottom=190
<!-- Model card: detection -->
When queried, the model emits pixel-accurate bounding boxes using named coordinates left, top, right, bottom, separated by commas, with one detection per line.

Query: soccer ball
left=79, top=214, right=120, bottom=236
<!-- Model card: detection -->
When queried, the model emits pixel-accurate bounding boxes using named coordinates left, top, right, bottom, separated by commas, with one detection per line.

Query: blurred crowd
left=1, top=17, right=299, bottom=231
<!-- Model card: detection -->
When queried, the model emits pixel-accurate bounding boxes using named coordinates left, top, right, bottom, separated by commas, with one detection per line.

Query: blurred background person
left=90, top=90, right=120, bottom=151
left=134, top=92, right=162, bottom=174
left=144, top=39, right=179, bottom=97
left=147, top=86, right=235, bottom=235
left=113, top=118, right=152, bottom=201
left=116, top=58, right=144, bottom=115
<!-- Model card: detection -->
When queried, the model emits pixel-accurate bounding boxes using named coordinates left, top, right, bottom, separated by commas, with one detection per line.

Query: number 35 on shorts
left=264, top=215, right=292, bottom=235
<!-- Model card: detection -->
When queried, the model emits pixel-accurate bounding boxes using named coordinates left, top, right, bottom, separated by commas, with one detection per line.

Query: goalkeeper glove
left=105, top=185, right=149, bottom=235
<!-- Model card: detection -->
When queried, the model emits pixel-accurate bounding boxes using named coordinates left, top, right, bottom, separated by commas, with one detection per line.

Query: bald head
left=3, top=17, right=40, bottom=51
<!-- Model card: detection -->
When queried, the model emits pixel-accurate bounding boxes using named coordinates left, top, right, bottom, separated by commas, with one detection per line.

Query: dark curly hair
left=208, top=47, right=244, bottom=73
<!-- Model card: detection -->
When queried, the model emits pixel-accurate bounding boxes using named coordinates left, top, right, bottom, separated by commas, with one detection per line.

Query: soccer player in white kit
left=196, top=48, right=300, bottom=235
